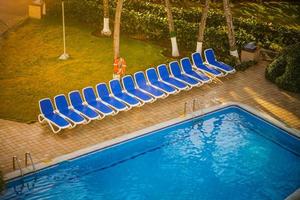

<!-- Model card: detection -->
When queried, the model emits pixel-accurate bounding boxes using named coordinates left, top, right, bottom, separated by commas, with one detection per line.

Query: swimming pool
left=1, top=105, right=300, bottom=199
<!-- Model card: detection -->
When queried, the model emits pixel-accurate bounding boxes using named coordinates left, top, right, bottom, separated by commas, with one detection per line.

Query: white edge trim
left=6, top=103, right=299, bottom=180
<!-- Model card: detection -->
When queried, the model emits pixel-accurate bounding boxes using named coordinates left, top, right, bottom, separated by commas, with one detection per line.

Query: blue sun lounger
left=96, top=83, right=128, bottom=111
left=204, top=48, right=236, bottom=74
left=146, top=68, right=178, bottom=95
left=54, top=94, right=87, bottom=126
left=180, top=58, right=211, bottom=83
left=83, top=87, right=115, bottom=116
left=69, top=91, right=100, bottom=121
left=169, top=61, right=201, bottom=87
left=134, top=71, right=167, bottom=99
left=192, top=52, right=224, bottom=77
left=157, top=64, right=189, bottom=90
left=38, top=98, right=72, bottom=133
left=122, top=75, right=154, bottom=103
left=109, top=79, right=142, bottom=107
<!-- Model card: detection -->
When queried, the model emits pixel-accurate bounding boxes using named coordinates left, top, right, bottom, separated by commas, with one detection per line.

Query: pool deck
left=0, top=61, right=300, bottom=177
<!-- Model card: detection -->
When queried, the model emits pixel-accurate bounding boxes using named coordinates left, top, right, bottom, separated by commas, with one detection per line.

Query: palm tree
left=101, top=0, right=111, bottom=36
left=196, top=0, right=210, bottom=53
left=165, top=0, right=179, bottom=57
left=223, top=0, right=240, bottom=63
left=113, top=0, right=123, bottom=59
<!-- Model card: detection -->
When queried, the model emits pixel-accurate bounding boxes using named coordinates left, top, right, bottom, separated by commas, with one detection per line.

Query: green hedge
left=265, top=43, right=300, bottom=92
left=47, top=0, right=300, bottom=59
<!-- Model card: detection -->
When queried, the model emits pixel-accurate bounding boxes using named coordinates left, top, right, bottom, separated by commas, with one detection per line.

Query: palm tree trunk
left=165, top=0, right=179, bottom=57
left=223, top=0, right=240, bottom=63
left=196, top=0, right=210, bottom=53
left=113, top=0, right=123, bottom=59
left=101, top=0, right=111, bottom=36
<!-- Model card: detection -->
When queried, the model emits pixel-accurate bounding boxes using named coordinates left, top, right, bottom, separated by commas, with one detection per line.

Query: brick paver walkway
left=0, top=61, right=299, bottom=175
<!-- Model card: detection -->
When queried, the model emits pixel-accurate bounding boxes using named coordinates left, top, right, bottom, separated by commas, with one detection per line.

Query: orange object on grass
left=113, top=57, right=126, bottom=76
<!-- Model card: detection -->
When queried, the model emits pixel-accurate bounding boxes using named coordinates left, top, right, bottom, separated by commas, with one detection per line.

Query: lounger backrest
left=39, top=98, right=54, bottom=115
left=181, top=58, right=193, bottom=73
left=55, top=95, right=69, bottom=112
left=96, top=83, right=110, bottom=99
left=109, top=79, right=123, bottom=96
left=134, top=72, right=147, bottom=87
left=122, top=75, right=136, bottom=91
left=204, top=48, right=216, bottom=64
left=69, top=91, right=84, bottom=107
left=83, top=87, right=97, bottom=103
left=169, top=61, right=182, bottom=76
left=157, top=64, right=170, bottom=80
left=146, top=68, right=159, bottom=84
left=192, top=52, right=204, bottom=67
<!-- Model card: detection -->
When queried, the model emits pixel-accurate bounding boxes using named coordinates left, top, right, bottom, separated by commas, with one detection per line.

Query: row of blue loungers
left=38, top=49, right=236, bottom=133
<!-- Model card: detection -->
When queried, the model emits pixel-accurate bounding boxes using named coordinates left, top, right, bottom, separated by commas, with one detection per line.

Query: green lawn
left=0, top=18, right=167, bottom=123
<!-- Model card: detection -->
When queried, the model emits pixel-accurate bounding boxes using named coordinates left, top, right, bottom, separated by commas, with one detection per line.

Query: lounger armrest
left=82, top=102, right=88, bottom=106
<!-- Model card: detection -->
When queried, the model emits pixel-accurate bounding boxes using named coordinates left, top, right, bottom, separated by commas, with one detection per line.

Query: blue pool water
left=1, top=106, right=300, bottom=200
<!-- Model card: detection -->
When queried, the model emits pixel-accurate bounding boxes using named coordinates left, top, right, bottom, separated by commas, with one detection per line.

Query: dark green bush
left=265, top=43, right=300, bottom=93
left=47, top=0, right=300, bottom=63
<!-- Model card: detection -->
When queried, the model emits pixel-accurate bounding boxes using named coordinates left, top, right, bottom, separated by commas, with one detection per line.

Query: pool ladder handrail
left=183, top=99, right=199, bottom=117
left=13, top=156, right=23, bottom=177
left=25, top=152, right=36, bottom=172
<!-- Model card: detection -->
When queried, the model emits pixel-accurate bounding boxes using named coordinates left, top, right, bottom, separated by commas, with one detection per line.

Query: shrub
left=265, top=43, right=300, bottom=93
left=46, top=0, right=300, bottom=62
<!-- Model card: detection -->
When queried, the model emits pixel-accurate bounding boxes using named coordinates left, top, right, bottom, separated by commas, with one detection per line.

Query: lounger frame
left=122, top=75, right=155, bottom=104
left=38, top=98, right=72, bottom=134
left=54, top=94, right=89, bottom=126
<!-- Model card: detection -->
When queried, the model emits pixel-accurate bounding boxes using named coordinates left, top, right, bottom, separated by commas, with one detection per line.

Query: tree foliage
left=265, top=43, right=300, bottom=93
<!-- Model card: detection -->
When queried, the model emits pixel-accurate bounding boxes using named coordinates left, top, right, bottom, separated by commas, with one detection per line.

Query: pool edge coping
left=4, top=101, right=300, bottom=181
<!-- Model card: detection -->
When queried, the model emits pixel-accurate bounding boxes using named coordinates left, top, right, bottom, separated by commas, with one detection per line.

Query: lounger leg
left=38, top=114, right=46, bottom=123
left=111, top=110, right=119, bottom=116
left=47, top=120, right=61, bottom=134
left=162, top=93, right=169, bottom=99
left=138, top=101, right=145, bottom=107
left=83, top=118, right=91, bottom=124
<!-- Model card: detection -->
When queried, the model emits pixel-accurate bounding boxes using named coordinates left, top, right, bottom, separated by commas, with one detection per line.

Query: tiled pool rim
left=4, top=101, right=300, bottom=182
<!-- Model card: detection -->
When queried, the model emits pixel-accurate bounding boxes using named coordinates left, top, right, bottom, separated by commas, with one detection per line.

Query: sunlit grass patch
left=0, top=18, right=167, bottom=122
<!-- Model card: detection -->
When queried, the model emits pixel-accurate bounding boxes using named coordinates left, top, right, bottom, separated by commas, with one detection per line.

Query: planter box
left=28, top=3, right=42, bottom=19
left=241, top=48, right=260, bottom=62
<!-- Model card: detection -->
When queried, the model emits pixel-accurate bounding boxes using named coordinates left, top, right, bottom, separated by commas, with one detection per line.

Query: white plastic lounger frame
left=157, top=64, right=191, bottom=91
left=191, top=53, right=226, bottom=78
left=203, top=49, right=235, bottom=74
left=134, top=71, right=168, bottom=99
left=38, top=98, right=72, bottom=134
left=169, top=62, right=202, bottom=88
left=68, top=90, right=102, bottom=121
left=121, top=75, right=155, bottom=104
left=204, top=62, right=229, bottom=76
left=95, top=83, right=129, bottom=113
left=145, top=68, right=179, bottom=95
left=108, top=79, right=144, bottom=108
left=54, top=94, right=89, bottom=126
left=180, top=58, right=212, bottom=84
left=82, top=87, right=116, bottom=117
